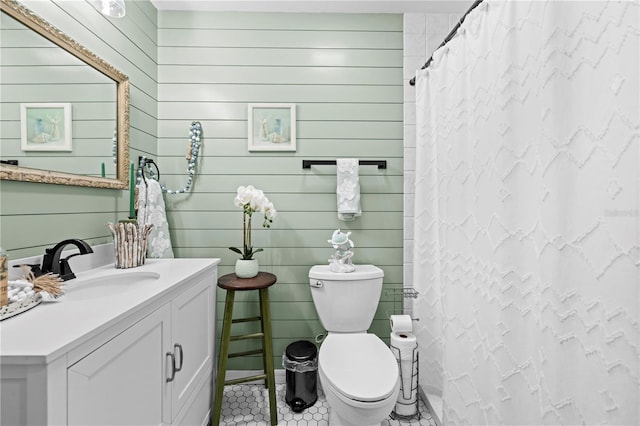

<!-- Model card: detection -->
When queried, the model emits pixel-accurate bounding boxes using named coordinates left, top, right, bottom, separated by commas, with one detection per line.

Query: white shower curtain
left=413, top=1, right=639, bottom=424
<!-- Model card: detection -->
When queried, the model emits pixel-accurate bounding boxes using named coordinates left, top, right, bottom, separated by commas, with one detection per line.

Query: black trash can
left=283, top=340, right=318, bottom=413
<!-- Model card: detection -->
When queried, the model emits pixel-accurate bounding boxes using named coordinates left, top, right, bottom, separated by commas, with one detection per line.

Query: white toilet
left=309, top=264, right=400, bottom=426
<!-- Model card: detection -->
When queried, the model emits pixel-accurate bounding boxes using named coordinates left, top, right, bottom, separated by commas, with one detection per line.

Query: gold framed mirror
left=0, top=0, right=130, bottom=189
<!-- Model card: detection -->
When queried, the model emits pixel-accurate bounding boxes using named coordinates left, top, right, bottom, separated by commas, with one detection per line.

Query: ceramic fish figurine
left=328, top=229, right=355, bottom=273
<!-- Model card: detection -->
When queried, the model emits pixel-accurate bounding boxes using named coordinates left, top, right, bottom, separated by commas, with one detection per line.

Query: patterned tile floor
left=219, top=383, right=437, bottom=426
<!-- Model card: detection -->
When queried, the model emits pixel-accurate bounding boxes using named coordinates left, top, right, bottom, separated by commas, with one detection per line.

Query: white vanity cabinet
left=67, top=304, right=172, bottom=425
left=170, top=275, right=215, bottom=422
left=0, top=258, right=218, bottom=426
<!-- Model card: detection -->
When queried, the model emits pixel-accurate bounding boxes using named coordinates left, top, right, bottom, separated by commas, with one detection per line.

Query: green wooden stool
left=213, top=271, right=278, bottom=425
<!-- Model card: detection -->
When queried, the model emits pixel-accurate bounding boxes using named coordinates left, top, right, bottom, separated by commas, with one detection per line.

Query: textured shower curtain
left=413, top=1, right=639, bottom=425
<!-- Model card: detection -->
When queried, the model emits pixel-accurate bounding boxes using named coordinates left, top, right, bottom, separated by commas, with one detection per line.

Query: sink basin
left=67, top=271, right=161, bottom=300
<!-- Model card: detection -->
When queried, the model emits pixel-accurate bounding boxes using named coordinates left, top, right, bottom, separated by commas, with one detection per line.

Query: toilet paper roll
left=390, top=331, right=417, bottom=360
left=390, top=314, right=413, bottom=333
left=390, top=331, right=418, bottom=417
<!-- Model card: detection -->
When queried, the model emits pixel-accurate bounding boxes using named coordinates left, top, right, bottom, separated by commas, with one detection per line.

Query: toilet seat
left=319, top=334, right=398, bottom=403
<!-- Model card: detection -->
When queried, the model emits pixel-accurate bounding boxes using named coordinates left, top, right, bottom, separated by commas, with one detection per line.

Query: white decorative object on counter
left=1, top=267, right=67, bottom=320
left=0, top=291, right=41, bottom=321
left=107, top=221, right=153, bottom=268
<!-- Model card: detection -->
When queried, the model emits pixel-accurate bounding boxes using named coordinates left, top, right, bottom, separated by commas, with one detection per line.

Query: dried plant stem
left=20, top=265, right=64, bottom=298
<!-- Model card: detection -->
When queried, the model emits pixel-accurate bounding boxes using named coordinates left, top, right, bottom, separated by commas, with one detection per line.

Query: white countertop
left=0, top=258, right=220, bottom=363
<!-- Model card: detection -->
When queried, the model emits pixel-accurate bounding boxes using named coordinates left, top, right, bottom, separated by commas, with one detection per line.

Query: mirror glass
left=0, top=0, right=129, bottom=189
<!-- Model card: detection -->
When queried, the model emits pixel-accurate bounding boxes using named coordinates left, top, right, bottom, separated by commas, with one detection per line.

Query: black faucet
left=41, top=239, right=94, bottom=281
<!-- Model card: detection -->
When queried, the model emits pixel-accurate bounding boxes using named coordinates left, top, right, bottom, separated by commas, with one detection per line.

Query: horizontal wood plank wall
left=157, top=11, right=403, bottom=370
left=0, top=0, right=157, bottom=259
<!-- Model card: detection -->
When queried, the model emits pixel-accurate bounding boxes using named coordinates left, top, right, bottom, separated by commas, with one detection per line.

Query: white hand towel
left=336, top=158, right=361, bottom=221
left=137, top=179, right=174, bottom=258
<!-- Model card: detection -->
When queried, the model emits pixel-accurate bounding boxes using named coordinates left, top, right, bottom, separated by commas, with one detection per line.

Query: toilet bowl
left=319, top=333, right=400, bottom=426
left=309, top=265, right=399, bottom=425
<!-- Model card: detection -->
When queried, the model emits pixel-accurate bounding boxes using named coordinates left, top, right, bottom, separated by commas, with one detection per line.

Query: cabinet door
left=171, top=274, right=215, bottom=420
left=67, top=304, right=172, bottom=426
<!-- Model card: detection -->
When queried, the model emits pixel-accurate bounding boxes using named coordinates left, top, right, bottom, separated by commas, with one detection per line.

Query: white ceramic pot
left=235, top=259, right=259, bottom=278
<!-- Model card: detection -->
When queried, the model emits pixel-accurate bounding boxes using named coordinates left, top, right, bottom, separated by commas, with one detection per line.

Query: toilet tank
left=309, top=265, right=384, bottom=333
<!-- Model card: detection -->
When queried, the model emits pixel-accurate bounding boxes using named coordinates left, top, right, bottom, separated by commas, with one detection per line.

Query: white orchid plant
left=229, top=185, right=277, bottom=260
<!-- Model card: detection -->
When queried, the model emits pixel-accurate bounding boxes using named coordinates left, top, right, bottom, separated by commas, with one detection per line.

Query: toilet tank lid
left=309, top=265, right=383, bottom=280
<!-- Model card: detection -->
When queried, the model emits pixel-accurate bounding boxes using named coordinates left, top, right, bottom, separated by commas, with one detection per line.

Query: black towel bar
left=302, top=160, right=386, bottom=169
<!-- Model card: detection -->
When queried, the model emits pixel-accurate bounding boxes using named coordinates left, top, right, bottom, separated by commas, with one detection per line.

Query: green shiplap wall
left=157, top=11, right=404, bottom=369
left=0, top=0, right=157, bottom=259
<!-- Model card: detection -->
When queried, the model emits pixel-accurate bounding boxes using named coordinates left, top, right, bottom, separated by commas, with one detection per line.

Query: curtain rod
left=409, top=0, right=484, bottom=86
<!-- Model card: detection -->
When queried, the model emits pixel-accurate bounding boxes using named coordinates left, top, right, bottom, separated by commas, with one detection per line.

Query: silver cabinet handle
left=166, top=352, right=176, bottom=382
left=174, top=343, right=184, bottom=372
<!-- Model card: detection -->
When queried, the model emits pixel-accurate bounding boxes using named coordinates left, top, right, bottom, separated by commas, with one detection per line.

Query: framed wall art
left=248, top=103, right=296, bottom=152
left=21, top=103, right=72, bottom=151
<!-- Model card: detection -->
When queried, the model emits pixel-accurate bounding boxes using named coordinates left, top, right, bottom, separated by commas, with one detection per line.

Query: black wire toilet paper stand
left=389, top=344, right=420, bottom=421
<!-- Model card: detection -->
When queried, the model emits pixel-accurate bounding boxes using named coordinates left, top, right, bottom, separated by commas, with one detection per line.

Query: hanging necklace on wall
left=139, top=121, right=202, bottom=194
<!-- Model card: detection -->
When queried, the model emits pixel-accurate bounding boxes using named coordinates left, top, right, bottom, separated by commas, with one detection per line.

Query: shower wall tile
left=403, top=192, right=415, bottom=219
left=426, top=14, right=451, bottom=56
left=403, top=37, right=426, bottom=68
left=404, top=148, right=416, bottom=172
left=449, top=14, right=461, bottom=29
left=404, top=171, right=415, bottom=195
left=404, top=13, right=427, bottom=35
left=404, top=101, right=417, bottom=126
left=404, top=217, right=415, bottom=240
left=404, top=84, right=416, bottom=103
left=403, top=264, right=414, bottom=312
left=403, top=240, right=414, bottom=266
left=404, top=123, right=416, bottom=148
left=403, top=13, right=424, bottom=308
